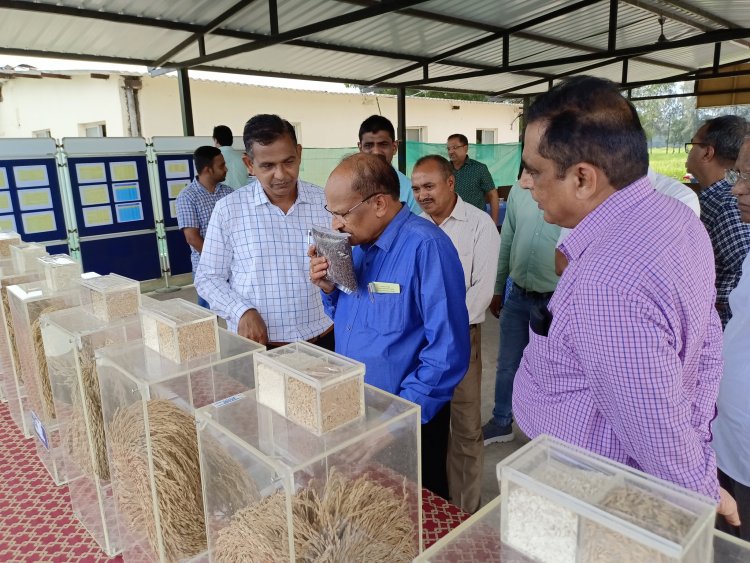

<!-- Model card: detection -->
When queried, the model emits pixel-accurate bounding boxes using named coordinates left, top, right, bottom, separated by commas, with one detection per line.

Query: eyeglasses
left=446, top=144, right=467, bottom=151
left=684, top=142, right=711, bottom=153
left=324, top=192, right=385, bottom=220
left=725, top=169, right=750, bottom=186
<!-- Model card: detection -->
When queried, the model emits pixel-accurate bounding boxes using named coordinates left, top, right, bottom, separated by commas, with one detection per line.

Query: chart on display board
left=0, top=140, right=68, bottom=244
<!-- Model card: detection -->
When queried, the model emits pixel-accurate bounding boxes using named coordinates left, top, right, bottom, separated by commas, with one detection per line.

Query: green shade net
left=298, top=142, right=522, bottom=188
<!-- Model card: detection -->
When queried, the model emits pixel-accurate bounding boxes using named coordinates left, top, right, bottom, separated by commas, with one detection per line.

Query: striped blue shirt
left=175, top=178, right=234, bottom=272
left=195, top=179, right=332, bottom=341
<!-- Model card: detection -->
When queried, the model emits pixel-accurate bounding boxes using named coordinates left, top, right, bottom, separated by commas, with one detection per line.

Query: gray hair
left=702, top=115, right=749, bottom=165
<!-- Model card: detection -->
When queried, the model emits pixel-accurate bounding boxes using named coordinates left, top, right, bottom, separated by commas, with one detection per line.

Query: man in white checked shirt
left=195, top=114, right=334, bottom=349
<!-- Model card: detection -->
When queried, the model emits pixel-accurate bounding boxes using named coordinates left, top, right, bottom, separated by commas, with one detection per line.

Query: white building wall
left=0, top=71, right=521, bottom=147
left=138, top=75, right=521, bottom=146
left=0, top=74, right=125, bottom=138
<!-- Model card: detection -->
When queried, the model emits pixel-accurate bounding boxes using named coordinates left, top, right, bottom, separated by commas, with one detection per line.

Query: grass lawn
left=648, top=147, right=691, bottom=181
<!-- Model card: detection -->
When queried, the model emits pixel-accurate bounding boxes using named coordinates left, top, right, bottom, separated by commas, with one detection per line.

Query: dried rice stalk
left=214, top=469, right=416, bottom=563
left=2, top=286, right=22, bottom=384
left=31, top=304, right=65, bottom=419
left=109, top=399, right=256, bottom=562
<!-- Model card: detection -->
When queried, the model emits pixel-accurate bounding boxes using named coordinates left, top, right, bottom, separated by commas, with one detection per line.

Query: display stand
left=62, top=137, right=160, bottom=281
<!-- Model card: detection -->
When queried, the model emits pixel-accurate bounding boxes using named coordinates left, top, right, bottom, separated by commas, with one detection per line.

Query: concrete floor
left=142, top=275, right=524, bottom=509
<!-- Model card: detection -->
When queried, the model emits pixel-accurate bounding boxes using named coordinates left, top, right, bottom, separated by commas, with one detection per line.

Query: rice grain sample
left=311, top=225, right=358, bottom=294
left=81, top=274, right=141, bottom=322
left=141, top=298, right=219, bottom=364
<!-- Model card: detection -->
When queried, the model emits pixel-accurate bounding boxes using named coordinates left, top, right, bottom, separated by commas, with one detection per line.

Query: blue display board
left=0, top=158, right=68, bottom=243
left=79, top=233, right=161, bottom=281
left=165, top=228, right=193, bottom=276
left=156, top=154, right=194, bottom=229
left=67, top=155, right=155, bottom=236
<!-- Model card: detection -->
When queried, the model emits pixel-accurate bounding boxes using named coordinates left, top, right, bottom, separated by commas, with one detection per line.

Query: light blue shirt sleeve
left=397, top=169, right=420, bottom=214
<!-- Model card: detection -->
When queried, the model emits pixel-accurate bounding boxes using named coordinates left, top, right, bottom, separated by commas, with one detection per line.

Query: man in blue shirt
left=357, top=115, right=420, bottom=213
left=309, top=153, right=470, bottom=499
left=176, top=145, right=233, bottom=309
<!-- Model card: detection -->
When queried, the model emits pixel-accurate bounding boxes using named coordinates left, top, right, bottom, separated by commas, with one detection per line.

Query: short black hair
left=213, top=125, right=233, bottom=147
left=701, top=115, right=748, bottom=166
left=242, top=114, right=298, bottom=159
left=340, top=153, right=400, bottom=200
left=526, top=75, right=648, bottom=189
left=194, top=145, right=222, bottom=175
left=358, top=115, right=396, bottom=142
left=414, top=154, right=454, bottom=180
left=448, top=133, right=469, bottom=146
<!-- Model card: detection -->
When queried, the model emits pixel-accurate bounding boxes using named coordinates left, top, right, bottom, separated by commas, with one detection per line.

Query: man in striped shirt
left=515, top=75, right=738, bottom=523
left=196, top=114, right=333, bottom=349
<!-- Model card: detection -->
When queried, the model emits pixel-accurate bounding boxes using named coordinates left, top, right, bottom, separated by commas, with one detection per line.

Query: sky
left=0, top=54, right=357, bottom=93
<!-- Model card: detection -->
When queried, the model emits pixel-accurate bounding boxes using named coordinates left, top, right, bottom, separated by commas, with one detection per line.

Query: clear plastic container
left=196, top=383, right=422, bottom=562
left=7, top=278, right=89, bottom=484
left=97, top=329, right=265, bottom=563
left=140, top=297, right=219, bottom=364
left=254, top=341, right=365, bottom=435
left=80, top=273, right=141, bottom=322
left=42, top=306, right=142, bottom=556
left=39, top=254, right=83, bottom=292
left=0, top=231, right=22, bottom=257
left=0, top=259, right=43, bottom=437
left=497, top=435, right=716, bottom=563
left=10, top=241, right=47, bottom=273
left=416, top=496, right=750, bottom=562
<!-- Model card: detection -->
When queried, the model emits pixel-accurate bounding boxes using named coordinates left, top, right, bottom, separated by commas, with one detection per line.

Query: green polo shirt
left=494, top=182, right=561, bottom=296
left=451, top=157, right=496, bottom=211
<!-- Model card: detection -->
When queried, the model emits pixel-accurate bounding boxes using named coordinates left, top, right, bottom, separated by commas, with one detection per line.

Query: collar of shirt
left=249, top=178, right=317, bottom=208
left=420, top=194, right=468, bottom=226
left=192, top=177, right=226, bottom=195
left=363, top=202, right=410, bottom=253
left=559, top=175, right=651, bottom=263
left=451, top=156, right=476, bottom=173
left=698, top=178, right=731, bottom=203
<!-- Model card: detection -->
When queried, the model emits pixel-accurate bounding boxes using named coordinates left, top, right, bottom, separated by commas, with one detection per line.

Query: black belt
left=513, top=282, right=554, bottom=300
left=267, top=325, right=333, bottom=348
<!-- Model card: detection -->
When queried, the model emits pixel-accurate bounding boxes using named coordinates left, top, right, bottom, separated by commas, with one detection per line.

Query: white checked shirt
left=195, top=178, right=332, bottom=341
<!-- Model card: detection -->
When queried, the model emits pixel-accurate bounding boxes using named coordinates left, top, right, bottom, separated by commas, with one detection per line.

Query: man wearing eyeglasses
left=447, top=134, right=500, bottom=224
left=196, top=114, right=333, bottom=349
left=309, top=153, right=470, bottom=500
left=685, top=115, right=750, bottom=327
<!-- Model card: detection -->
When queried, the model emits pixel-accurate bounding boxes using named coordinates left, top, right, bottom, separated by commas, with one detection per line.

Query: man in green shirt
left=447, top=134, right=499, bottom=224
left=482, top=169, right=561, bottom=444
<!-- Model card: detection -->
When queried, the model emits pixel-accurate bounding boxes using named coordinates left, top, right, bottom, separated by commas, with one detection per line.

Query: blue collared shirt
left=196, top=178, right=332, bottom=341
left=175, top=178, right=234, bottom=272
left=322, top=205, right=470, bottom=423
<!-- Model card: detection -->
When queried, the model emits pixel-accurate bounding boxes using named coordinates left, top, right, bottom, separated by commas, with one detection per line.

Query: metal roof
left=0, top=0, right=749, bottom=97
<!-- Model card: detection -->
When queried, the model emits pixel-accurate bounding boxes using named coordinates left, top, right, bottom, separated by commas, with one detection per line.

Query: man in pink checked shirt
left=514, top=75, right=739, bottom=525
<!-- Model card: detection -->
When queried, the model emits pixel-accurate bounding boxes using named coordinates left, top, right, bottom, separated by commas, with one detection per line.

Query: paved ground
left=144, top=275, right=526, bottom=509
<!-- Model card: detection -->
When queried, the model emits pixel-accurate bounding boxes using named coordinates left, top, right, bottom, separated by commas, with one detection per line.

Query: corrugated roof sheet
left=0, top=0, right=748, bottom=97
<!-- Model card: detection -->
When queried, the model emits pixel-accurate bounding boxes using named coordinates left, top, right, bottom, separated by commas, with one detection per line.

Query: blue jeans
left=193, top=274, right=210, bottom=309
left=492, top=283, right=552, bottom=427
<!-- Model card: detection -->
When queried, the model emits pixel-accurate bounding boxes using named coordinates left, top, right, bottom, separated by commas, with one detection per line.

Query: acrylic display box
left=495, top=435, right=716, bottom=563
left=415, top=495, right=750, bottom=563
left=195, top=382, right=422, bottom=563
left=97, top=328, right=265, bottom=563
left=254, top=341, right=365, bottom=435
left=10, top=241, right=47, bottom=273
left=140, top=297, right=219, bottom=364
left=0, top=259, right=43, bottom=437
left=39, top=254, right=83, bottom=293
left=0, top=231, right=22, bottom=257
left=42, top=305, right=142, bottom=557
left=80, top=273, right=141, bottom=322
left=6, top=276, right=93, bottom=484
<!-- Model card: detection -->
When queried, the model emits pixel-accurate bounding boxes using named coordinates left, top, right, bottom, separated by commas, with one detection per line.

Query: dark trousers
left=717, top=468, right=750, bottom=541
left=266, top=327, right=335, bottom=352
left=421, top=402, right=451, bottom=500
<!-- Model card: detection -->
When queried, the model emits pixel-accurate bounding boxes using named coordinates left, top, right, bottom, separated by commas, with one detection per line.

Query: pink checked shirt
left=514, top=176, right=722, bottom=501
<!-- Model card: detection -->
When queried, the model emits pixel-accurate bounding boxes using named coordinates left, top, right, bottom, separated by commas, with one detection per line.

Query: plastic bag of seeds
left=311, top=226, right=358, bottom=294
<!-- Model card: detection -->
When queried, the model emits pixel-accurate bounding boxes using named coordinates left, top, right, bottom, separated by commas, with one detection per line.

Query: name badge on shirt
left=368, top=282, right=400, bottom=294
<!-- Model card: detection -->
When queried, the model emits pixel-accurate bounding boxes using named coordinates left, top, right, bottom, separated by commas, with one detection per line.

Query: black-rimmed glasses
left=684, top=142, right=711, bottom=153
left=446, top=144, right=467, bottom=151
left=324, top=192, right=385, bottom=220
left=725, top=168, right=750, bottom=186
